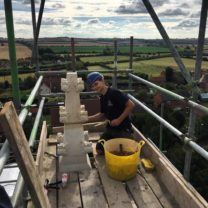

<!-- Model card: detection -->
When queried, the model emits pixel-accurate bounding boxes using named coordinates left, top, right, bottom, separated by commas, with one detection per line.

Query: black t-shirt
left=100, top=87, right=131, bottom=130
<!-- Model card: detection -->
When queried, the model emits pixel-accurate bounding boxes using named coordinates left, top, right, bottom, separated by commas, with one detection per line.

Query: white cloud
left=52, top=3, right=65, bottom=9
left=22, top=0, right=39, bottom=4
left=0, top=0, right=206, bottom=39
left=159, top=8, right=189, bottom=17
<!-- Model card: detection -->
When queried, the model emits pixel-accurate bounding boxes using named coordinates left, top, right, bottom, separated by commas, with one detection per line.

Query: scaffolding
left=1, top=0, right=208, bottom=206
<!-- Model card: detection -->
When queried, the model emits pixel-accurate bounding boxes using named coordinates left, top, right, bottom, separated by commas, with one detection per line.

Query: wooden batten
left=0, top=102, right=51, bottom=208
left=36, top=121, right=47, bottom=182
left=52, top=121, right=106, bottom=134
left=133, top=125, right=208, bottom=208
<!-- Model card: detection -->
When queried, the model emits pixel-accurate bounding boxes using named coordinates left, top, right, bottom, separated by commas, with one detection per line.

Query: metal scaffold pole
left=113, top=38, right=118, bottom=88
left=128, top=36, right=133, bottom=90
left=4, top=0, right=21, bottom=109
left=184, top=0, right=208, bottom=180
left=30, top=0, right=39, bottom=71
left=71, top=37, right=76, bottom=71
left=32, top=0, right=45, bottom=72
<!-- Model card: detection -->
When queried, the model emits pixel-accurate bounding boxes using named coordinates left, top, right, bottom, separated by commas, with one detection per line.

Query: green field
left=107, top=57, right=208, bottom=76
left=0, top=73, right=35, bottom=84
left=87, top=65, right=107, bottom=71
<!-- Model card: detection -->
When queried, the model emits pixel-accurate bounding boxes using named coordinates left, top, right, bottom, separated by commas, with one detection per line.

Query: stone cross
left=59, top=72, right=91, bottom=172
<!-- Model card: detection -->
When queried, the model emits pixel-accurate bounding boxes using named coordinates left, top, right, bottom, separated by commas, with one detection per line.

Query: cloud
left=115, top=2, right=146, bottom=14
left=22, top=0, right=39, bottom=4
left=16, top=17, right=72, bottom=26
left=87, top=18, right=100, bottom=25
left=52, top=3, right=65, bottom=9
left=180, top=3, right=190, bottom=8
left=173, top=19, right=199, bottom=29
left=76, top=6, right=83, bottom=10
left=16, top=19, right=31, bottom=25
left=190, top=11, right=201, bottom=18
left=109, top=20, right=115, bottom=25
left=159, top=8, right=189, bottom=16
left=75, top=23, right=82, bottom=28
left=115, top=0, right=167, bottom=14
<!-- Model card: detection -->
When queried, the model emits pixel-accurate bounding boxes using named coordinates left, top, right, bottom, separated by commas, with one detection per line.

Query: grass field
left=0, top=43, right=32, bottom=60
left=80, top=55, right=129, bottom=63
left=0, top=73, right=35, bottom=84
left=107, top=57, right=208, bottom=76
left=87, top=65, right=107, bottom=71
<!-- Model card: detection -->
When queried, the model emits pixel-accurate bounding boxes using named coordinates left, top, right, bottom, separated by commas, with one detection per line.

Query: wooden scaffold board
left=0, top=102, right=51, bottom=208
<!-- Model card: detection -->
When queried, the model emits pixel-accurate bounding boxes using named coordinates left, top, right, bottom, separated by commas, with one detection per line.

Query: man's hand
left=110, top=118, right=121, bottom=126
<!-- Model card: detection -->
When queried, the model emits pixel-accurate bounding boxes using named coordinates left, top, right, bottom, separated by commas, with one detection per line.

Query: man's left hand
left=110, top=118, right=121, bottom=126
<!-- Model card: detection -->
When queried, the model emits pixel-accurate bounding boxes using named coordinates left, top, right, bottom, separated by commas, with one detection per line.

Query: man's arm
left=88, top=112, right=106, bottom=123
left=110, top=99, right=135, bottom=127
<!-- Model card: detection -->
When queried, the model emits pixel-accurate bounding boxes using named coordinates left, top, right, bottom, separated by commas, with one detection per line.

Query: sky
left=0, top=0, right=207, bottom=39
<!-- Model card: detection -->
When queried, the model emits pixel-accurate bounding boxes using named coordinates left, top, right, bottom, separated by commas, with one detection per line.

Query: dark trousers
left=0, top=185, right=13, bottom=208
left=100, top=126, right=133, bottom=141
left=96, top=126, right=134, bottom=153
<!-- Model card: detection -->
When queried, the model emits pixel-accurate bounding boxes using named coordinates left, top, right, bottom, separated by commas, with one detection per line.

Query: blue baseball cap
left=87, top=72, right=104, bottom=86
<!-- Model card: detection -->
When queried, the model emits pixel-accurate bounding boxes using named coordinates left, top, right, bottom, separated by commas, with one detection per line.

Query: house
left=199, top=73, right=208, bottom=90
left=199, top=93, right=208, bottom=102
left=153, top=90, right=190, bottom=110
left=39, top=82, right=51, bottom=95
left=149, top=71, right=166, bottom=85
left=42, top=76, right=61, bottom=93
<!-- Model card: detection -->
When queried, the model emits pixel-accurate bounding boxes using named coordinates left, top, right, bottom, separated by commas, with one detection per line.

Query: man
left=87, top=72, right=135, bottom=154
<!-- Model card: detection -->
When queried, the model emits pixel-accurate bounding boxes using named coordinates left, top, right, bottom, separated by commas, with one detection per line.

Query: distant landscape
left=1, top=37, right=208, bottom=80
left=0, top=43, right=32, bottom=60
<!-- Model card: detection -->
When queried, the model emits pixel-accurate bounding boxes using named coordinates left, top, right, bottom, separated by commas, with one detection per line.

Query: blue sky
left=0, top=0, right=206, bottom=39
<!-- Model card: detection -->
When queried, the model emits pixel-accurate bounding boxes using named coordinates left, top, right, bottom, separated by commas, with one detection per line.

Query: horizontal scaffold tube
left=129, top=73, right=208, bottom=115
left=128, top=94, right=208, bottom=161
left=37, top=69, right=133, bottom=76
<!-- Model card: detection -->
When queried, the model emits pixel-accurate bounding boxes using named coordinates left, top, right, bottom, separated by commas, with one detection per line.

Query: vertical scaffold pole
left=71, top=37, right=76, bottom=72
left=113, top=38, right=118, bottom=88
left=128, top=36, right=133, bottom=90
left=4, top=0, right=21, bottom=109
left=184, top=0, right=208, bottom=180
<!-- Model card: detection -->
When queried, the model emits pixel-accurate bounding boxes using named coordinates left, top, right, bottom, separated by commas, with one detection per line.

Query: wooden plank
left=43, top=136, right=57, bottom=183
left=88, top=132, right=101, bottom=142
left=126, top=173, right=162, bottom=208
left=36, top=121, right=47, bottom=182
left=58, top=172, right=82, bottom=208
left=79, top=169, right=108, bottom=208
left=47, top=138, right=59, bottom=145
left=139, top=166, right=179, bottom=207
left=133, top=126, right=208, bottom=208
left=0, top=102, right=51, bottom=208
left=52, top=121, right=106, bottom=134
left=95, top=156, right=132, bottom=208
left=48, top=172, right=82, bottom=208
left=157, top=158, right=207, bottom=208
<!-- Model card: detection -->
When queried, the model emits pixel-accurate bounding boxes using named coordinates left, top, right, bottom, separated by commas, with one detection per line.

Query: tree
left=165, top=66, right=174, bottom=82
left=103, top=46, right=113, bottom=55
left=4, top=80, right=10, bottom=89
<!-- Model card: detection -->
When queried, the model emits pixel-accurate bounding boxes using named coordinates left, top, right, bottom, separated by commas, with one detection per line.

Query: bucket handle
left=97, top=139, right=106, bottom=147
left=138, top=140, right=145, bottom=149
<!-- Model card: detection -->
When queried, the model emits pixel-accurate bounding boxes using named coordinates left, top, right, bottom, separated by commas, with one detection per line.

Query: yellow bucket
left=100, top=138, right=145, bottom=181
